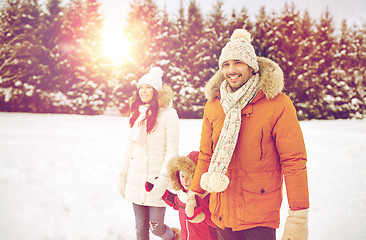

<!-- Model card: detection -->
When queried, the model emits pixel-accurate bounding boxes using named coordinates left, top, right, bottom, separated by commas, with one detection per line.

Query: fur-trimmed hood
left=168, top=155, right=197, bottom=191
left=157, top=85, right=174, bottom=108
left=204, top=57, right=284, bottom=101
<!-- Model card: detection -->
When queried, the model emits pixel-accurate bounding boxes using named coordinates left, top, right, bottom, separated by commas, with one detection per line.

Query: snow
left=0, top=112, right=365, bottom=240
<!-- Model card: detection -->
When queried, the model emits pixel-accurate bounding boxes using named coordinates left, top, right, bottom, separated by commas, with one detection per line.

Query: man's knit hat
left=137, top=67, right=163, bottom=91
left=218, top=29, right=259, bottom=73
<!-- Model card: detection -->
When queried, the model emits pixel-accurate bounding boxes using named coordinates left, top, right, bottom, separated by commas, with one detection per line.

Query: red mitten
left=185, top=191, right=206, bottom=223
left=145, top=181, right=154, bottom=192
left=162, top=190, right=179, bottom=210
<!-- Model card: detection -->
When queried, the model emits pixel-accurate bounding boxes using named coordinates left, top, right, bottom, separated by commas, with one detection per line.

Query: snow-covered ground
left=0, top=112, right=365, bottom=240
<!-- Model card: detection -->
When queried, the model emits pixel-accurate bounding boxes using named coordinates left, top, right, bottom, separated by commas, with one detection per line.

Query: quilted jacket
left=190, top=57, right=309, bottom=230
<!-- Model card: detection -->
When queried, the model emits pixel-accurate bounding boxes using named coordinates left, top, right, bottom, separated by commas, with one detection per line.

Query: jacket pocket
left=238, top=175, right=282, bottom=223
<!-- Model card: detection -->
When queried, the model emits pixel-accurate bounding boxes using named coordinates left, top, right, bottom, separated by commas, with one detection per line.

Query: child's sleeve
left=162, top=190, right=179, bottom=210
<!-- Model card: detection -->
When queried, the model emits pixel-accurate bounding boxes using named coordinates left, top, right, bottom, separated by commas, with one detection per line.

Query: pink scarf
left=128, top=105, right=149, bottom=146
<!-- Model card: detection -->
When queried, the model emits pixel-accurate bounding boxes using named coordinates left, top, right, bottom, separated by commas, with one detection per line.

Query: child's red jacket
left=163, top=189, right=216, bottom=240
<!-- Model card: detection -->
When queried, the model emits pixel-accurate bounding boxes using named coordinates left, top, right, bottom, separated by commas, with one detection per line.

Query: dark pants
left=209, top=226, right=219, bottom=240
left=217, top=226, right=276, bottom=240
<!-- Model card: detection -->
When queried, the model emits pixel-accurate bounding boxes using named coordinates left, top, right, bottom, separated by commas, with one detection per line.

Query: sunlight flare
left=102, top=25, right=132, bottom=64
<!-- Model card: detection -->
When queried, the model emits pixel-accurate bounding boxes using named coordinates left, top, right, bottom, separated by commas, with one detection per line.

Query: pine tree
left=123, top=0, right=163, bottom=69
left=310, top=8, right=337, bottom=119
left=158, top=7, right=182, bottom=103
left=35, top=0, right=64, bottom=112
left=331, top=21, right=366, bottom=119
left=166, top=0, right=191, bottom=118
left=273, top=3, right=311, bottom=117
left=206, top=0, right=227, bottom=74
left=252, top=6, right=277, bottom=58
left=113, top=0, right=169, bottom=114
left=0, top=0, right=46, bottom=112
left=54, top=0, right=108, bottom=115
left=351, top=24, right=366, bottom=118
left=227, top=6, right=253, bottom=36
left=178, top=0, right=205, bottom=118
left=292, top=9, right=317, bottom=119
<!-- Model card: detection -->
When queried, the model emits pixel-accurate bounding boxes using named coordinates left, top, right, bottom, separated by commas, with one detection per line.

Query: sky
left=0, top=112, right=366, bottom=239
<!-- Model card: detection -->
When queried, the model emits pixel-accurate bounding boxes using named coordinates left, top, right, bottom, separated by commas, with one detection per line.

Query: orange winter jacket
left=190, top=57, right=309, bottom=231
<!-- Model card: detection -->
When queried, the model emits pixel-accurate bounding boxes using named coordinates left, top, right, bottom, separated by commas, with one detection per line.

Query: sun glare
left=102, top=26, right=132, bottom=64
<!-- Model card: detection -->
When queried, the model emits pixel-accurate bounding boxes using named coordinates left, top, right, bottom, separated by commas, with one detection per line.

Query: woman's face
left=138, top=84, right=154, bottom=104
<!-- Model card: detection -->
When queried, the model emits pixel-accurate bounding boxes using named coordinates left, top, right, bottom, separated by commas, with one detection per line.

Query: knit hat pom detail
left=218, top=28, right=259, bottom=72
left=200, top=172, right=230, bottom=193
left=230, top=29, right=252, bottom=43
left=137, top=67, right=164, bottom=90
left=149, top=67, right=164, bottom=79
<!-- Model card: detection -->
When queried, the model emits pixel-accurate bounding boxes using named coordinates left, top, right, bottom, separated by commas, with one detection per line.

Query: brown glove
left=281, top=209, right=309, bottom=240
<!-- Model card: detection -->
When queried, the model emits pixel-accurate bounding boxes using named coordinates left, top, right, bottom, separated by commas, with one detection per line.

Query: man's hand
left=282, top=209, right=309, bottom=240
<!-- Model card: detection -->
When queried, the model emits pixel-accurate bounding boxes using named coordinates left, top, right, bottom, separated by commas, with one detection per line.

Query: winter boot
left=171, top=227, right=181, bottom=240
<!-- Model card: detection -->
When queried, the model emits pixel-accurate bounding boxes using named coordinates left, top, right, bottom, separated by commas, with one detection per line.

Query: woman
left=119, top=67, right=180, bottom=240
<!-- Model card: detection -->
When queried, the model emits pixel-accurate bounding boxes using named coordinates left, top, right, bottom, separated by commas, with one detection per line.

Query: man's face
left=222, top=60, right=253, bottom=91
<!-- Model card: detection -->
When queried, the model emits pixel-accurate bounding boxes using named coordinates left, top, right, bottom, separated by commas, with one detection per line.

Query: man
left=185, top=29, right=309, bottom=240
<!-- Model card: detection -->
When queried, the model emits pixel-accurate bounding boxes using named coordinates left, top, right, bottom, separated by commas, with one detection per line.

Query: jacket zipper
left=260, top=129, right=263, bottom=160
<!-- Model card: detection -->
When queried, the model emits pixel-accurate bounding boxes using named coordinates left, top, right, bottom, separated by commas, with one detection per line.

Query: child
left=146, top=151, right=218, bottom=240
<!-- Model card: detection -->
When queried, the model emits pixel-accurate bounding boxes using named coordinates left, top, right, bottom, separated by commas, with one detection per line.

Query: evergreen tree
left=351, top=24, right=366, bottom=118
left=1, top=0, right=364, bottom=119
left=35, top=0, right=64, bottom=112
left=0, top=0, right=46, bottom=112
left=55, top=0, right=108, bottom=115
left=252, top=6, right=277, bottom=58
left=208, top=0, right=227, bottom=40
left=273, top=3, right=311, bottom=117
left=123, top=0, right=163, bottom=69
left=166, top=0, right=191, bottom=118
left=310, top=8, right=336, bottom=119
left=331, top=21, right=366, bottom=119
left=114, top=0, right=167, bottom=114
left=154, top=8, right=176, bottom=78
left=275, top=3, right=301, bottom=91
left=158, top=7, right=182, bottom=104
left=206, top=0, right=227, bottom=74
left=177, top=0, right=206, bottom=118
left=292, top=9, right=317, bottom=119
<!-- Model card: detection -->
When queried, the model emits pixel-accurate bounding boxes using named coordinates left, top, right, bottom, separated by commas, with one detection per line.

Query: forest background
left=0, top=0, right=365, bottom=119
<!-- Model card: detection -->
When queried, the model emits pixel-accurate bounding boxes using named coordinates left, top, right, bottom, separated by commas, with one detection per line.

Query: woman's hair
left=129, top=88, right=159, bottom=134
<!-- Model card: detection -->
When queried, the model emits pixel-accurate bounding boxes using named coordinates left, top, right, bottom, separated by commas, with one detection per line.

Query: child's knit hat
left=218, top=29, right=259, bottom=73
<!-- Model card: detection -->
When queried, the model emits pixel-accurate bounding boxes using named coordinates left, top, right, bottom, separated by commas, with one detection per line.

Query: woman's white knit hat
left=137, top=67, right=164, bottom=91
left=218, top=29, right=259, bottom=73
